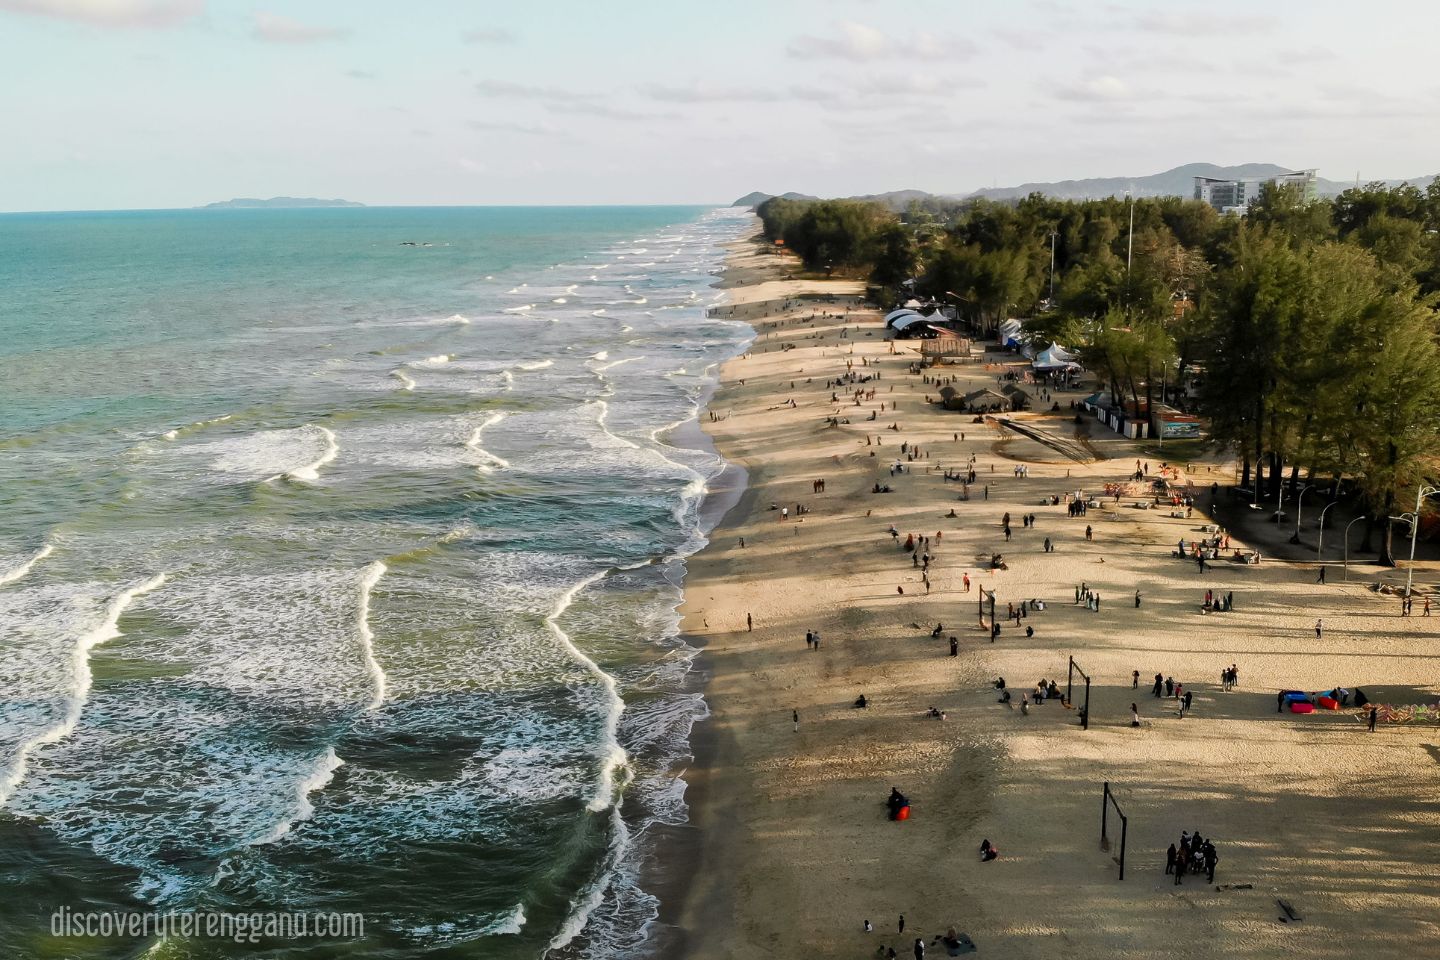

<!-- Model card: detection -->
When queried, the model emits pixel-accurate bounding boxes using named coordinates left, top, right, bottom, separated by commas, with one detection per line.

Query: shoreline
left=656, top=229, right=1440, bottom=959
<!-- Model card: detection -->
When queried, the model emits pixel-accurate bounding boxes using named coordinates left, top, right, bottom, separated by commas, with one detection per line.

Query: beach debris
left=1276, top=898, right=1303, bottom=923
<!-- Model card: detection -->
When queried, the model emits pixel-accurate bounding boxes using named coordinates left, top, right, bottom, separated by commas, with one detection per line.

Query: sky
left=1, top=0, right=1436, bottom=211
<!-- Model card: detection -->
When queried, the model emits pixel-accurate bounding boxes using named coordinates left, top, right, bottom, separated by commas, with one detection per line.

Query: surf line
left=244, top=746, right=345, bottom=848
left=0, top=542, right=54, bottom=587
left=545, top=570, right=629, bottom=813
left=465, top=412, right=510, bottom=472
left=268, top=425, right=339, bottom=483
left=356, top=561, right=389, bottom=711
left=0, top=573, right=167, bottom=808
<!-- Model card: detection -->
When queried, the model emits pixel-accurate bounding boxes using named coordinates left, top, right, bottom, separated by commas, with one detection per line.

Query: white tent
left=1045, top=342, right=1076, bottom=361
left=884, top=308, right=920, bottom=328
left=1033, top=345, right=1082, bottom=371
left=891, top=314, right=933, bottom=331
left=903, top=298, right=923, bottom=308
left=998, top=318, right=1023, bottom=346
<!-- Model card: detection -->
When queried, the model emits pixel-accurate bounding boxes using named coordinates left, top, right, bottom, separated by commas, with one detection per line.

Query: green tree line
left=756, top=181, right=1440, bottom=562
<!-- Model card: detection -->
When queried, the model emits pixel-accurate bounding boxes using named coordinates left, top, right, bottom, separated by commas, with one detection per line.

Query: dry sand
left=668, top=230, right=1440, bottom=959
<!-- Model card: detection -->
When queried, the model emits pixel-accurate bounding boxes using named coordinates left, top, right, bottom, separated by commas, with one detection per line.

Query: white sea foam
left=0, top=573, right=167, bottom=808
left=246, top=747, right=344, bottom=846
left=547, top=806, right=631, bottom=952
left=0, top=543, right=53, bottom=587
left=503, top=304, right=534, bottom=314
left=444, top=313, right=471, bottom=325
left=593, top=356, right=643, bottom=373
left=390, top=369, right=417, bottom=391
left=464, top=412, right=510, bottom=472
left=356, top=561, right=388, bottom=711
left=161, top=413, right=233, bottom=441
left=591, top=351, right=609, bottom=361
left=482, top=904, right=527, bottom=936
left=588, top=400, right=638, bottom=450
left=544, top=571, right=628, bottom=812
left=514, top=359, right=553, bottom=371
left=282, top=426, right=338, bottom=482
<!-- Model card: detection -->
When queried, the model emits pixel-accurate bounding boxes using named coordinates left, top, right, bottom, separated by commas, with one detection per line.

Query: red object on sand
left=1290, top=701, right=1314, bottom=714
left=896, top=805, right=910, bottom=821
left=1317, top=696, right=1339, bottom=710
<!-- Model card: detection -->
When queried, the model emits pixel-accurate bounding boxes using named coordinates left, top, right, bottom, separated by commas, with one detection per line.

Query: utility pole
left=1126, top=190, right=1135, bottom=276
left=1048, top=230, right=1058, bottom=301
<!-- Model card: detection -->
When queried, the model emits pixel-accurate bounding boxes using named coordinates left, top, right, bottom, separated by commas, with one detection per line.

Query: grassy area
left=1132, top=437, right=1212, bottom=462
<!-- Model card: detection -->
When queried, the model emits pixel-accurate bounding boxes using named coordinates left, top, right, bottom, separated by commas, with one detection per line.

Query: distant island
left=201, top=197, right=366, bottom=209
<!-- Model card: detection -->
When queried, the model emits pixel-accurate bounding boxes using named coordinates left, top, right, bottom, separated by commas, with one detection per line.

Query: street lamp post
left=1290, top=484, right=1314, bottom=544
left=1317, top=500, right=1339, bottom=562
left=1343, top=515, right=1367, bottom=580
left=1404, top=484, right=1440, bottom=598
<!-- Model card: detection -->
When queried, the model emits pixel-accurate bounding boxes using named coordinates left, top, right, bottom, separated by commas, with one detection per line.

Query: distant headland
left=201, top=197, right=366, bottom=209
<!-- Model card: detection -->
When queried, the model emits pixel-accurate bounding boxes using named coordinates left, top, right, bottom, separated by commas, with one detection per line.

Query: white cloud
left=545, top=101, right=679, bottom=122
left=788, top=20, right=973, bottom=62
left=639, top=83, right=783, bottom=103
left=462, top=27, right=514, bottom=44
left=0, top=0, right=201, bottom=27
left=1134, top=10, right=1276, bottom=36
left=252, top=12, right=348, bottom=43
left=470, top=119, right=559, bottom=136
left=1055, top=74, right=1133, bottom=102
left=476, top=79, right=598, bottom=102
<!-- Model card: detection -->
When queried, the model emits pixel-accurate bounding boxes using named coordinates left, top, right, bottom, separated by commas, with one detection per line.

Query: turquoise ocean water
left=0, top=205, right=752, bottom=958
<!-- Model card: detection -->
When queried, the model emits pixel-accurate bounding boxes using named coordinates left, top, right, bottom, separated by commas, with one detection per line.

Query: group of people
left=1075, top=583, right=1101, bottom=611
left=1165, top=830, right=1219, bottom=884
left=1202, top=589, right=1234, bottom=613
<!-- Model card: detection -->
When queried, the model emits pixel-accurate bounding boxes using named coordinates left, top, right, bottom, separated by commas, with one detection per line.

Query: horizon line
left=0, top=201, right=740, bottom=216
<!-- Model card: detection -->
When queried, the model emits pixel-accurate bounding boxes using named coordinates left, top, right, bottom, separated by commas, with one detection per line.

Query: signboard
left=1160, top=420, right=1201, bottom=439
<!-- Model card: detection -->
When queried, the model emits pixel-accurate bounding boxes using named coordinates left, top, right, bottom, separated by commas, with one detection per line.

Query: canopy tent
left=891, top=314, right=933, bottom=331
left=1033, top=344, right=1082, bottom=371
left=884, top=308, right=920, bottom=327
left=903, top=298, right=923, bottom=308
left=1045, top=342, right=1076, bottom=362
left=998, top=318, right=1024, bottom=346
left=893, top=316, right=944, bottom=339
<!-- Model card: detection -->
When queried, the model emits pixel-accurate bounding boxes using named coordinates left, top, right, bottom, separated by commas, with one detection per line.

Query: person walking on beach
left=747, top=612, right=752, bottom=632
left=1165, top=842, right=1177, bottom=874
left=1135, top=589, right=1142, bottom=608
left=1132, top=670, right=1140, bottom=689
left=898, top=915, right=905, bottom=935
left=1368, top=704, right=1379, bottom=732
left=792, top=709, right=799, bottom=732
left=1317, top=566, right=1326, bottom=584
left=950, top=636, right=959, bottom=657
left=1315, top=618, right=1322, bottom=639
left=1085, top=524, right=1093, bottom=541
left=1132, top=703, right=1141, bottom=727
left=1152, top=673, right=1163, bottom=698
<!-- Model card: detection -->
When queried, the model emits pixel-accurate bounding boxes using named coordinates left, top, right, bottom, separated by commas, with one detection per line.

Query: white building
left=1193, top=170, right=1317, bottom=214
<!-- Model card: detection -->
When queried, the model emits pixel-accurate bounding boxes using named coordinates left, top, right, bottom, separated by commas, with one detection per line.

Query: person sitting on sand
left=993, top=677, right=1006, bottom=690
left=886, top=787, right=909, bottom=820
left=998, top=689, right=1012, bottom=706
left=855, top=694, right=869, bottom=708
left=980, top=838, right=999, bottom=862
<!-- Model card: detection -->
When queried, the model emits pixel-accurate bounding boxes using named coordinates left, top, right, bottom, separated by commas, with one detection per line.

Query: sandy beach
left=668, top=227, right=1440, bottom=959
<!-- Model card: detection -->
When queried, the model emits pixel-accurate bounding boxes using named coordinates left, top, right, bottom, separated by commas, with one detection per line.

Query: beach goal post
left=1100, top=781, right=1128, bottom=880
left=1067, top=656, right=1092, bottom=730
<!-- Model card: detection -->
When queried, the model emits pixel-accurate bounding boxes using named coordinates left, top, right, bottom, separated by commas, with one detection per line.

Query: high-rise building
left=1193, top=170, right=1317, bottom=214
